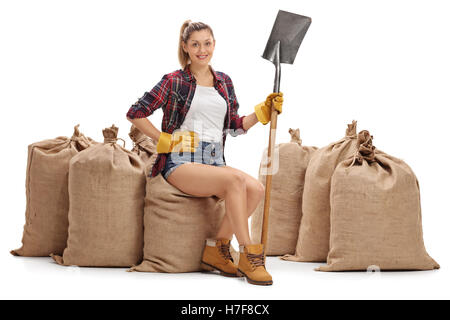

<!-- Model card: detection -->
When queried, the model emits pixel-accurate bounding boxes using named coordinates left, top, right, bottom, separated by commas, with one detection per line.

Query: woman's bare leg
left=214, top=166, right=265, bottom=240
left=166, top=163, right=253, bottom=245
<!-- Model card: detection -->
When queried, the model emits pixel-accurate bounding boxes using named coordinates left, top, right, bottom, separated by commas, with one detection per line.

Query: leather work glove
left=156, top=130, right=199, bottom=154
left=254, top=92, right=283, bottom=125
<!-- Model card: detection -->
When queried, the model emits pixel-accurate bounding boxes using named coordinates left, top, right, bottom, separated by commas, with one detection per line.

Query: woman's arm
left=127, top=117, right=162, bottom=142
left=126, top=74, right=172, bottom=142
left=242, top=112, right=259, bottom=132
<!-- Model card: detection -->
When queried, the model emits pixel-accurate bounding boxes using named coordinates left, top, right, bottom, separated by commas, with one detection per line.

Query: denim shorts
left=161, top=140, right=226, bottom=180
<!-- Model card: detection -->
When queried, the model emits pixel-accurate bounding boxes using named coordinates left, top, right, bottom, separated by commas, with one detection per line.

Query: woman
left=126, top=20, right=283, bottom=286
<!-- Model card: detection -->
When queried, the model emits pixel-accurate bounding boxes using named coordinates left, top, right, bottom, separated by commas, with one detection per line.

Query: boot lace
left=247, top=251, right=265, bottom=269
left=219, top=243, right=233, bottom=262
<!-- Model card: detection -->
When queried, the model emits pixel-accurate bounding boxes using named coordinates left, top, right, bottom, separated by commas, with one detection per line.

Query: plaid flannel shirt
left=126, top=65, right=247, bottom=178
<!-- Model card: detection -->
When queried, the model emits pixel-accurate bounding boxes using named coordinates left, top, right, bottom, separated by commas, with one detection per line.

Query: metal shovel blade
left=262, top=10, right=312, bottom=65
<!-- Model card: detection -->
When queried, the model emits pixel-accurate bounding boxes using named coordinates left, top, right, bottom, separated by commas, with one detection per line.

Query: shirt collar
left=182, top=64, right=225, bottom=86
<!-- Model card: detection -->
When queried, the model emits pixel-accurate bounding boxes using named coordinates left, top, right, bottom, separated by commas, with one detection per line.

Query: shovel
left=260, top=10, right=311, bottom=248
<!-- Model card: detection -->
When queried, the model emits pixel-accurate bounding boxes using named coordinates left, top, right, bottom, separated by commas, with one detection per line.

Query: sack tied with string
left=282, top=120, right=360, bottom=263
left=51, top=125, right=145, bottom=267
left=251, top=128, right=317, bottom=255
left=317, top=131, right=440, bottom=271
left=11, top=124, right=96, bottom=257
left=128, top=173, right=239, bottom=273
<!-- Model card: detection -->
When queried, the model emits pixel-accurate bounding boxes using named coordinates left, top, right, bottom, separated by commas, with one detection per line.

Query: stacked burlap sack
left=317, top=130, right=439, bottom=271
left=251, top=128, right=317, bottom=255
left=52, top=125, right=146, bottom=267
left=129, top=173, right=239, bottom=273
left=11, top=125, right=96, bottom=257
left=282, top=121, right=360, bottom=262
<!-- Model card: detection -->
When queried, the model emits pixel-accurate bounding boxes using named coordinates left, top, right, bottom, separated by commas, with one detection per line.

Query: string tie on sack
left=104, top=137, right=126, bottom=148
left=102, top=124, right=126, bottom=148
left=289, top=128, right=302, bottom=146
left=70, top=124, right=92, bottom=149
left=345, top=120, right=358, bottom=138
left=134, top=136, right=148, bottom=146
left=350, top=130, right=376, bottom=167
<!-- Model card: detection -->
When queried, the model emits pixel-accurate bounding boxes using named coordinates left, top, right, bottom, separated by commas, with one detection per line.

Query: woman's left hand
left=254, top=92, right=283, bottom=125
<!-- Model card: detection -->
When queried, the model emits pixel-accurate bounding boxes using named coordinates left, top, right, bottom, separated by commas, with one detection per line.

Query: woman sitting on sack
left=126, top=20, right=283, bottom=286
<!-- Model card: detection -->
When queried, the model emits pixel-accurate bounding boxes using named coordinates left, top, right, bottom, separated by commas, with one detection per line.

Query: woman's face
left=182, top=29, right=215, bottom=67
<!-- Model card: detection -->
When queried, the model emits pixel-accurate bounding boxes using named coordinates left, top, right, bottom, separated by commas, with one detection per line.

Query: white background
left=1, top=0, right=449, bottom=299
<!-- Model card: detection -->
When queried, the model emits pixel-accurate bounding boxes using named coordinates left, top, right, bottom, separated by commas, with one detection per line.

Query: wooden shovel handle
left=260, top=104, right=278, bottom=248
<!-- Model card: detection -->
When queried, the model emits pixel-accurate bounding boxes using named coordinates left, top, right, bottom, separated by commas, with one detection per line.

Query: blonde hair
left=178, top=20, right=215, bottom=69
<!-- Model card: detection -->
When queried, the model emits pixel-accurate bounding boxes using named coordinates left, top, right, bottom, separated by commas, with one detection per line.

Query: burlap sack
left=129, top=174, right=236, bottom=273
left=317, top=131, right=439, bottom=271
left=282, top=121, right=359, bottom=262
left=11, top=125, right=95, bottom=257
left=128, top=124, right=158, bottom=175
left=51, top=125, right=145, bottom=267
left=251, top=128, right=317, bottom=255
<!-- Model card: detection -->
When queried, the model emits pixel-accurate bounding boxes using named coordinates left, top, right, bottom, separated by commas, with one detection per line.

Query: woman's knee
left=222, top=166, right=264, bottom=198
left=225, top=171, right=246, bottom=193
left=254, top=181, right=265, bottom=200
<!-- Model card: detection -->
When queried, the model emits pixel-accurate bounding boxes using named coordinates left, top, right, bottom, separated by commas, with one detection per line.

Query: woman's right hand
left=156, top=131, right=199, bottom=154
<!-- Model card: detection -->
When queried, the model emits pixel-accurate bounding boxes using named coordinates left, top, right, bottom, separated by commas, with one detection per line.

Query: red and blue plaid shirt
left=126, top=64, right=248, bottom=178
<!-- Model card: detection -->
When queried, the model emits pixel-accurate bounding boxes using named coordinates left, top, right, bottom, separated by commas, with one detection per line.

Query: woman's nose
left=198, top=44, right=209, bottom=52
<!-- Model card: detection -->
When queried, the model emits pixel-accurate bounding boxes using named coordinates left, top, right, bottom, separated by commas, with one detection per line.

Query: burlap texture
left=51, top=125, right=145, bottom=267
left=251, top=128, right=317, bottom=255
left=317, top=131, right=439, bottom=271
left=282, top=121, right=359, bottom=262
left=128, top=124, right=158, bottom=175
left=11, top=125, right=95, bottom=257
left=129, top=174, right=228, bottom=273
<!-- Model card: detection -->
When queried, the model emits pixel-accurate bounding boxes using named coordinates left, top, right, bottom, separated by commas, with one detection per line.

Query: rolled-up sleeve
left=126, top=74, right=171, bottom=119
left=227, top=77, right=247, bottom=137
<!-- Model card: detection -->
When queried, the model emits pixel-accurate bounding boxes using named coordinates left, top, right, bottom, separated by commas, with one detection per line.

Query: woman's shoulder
left=162, top=69, right=184, bottom=81
left=214, top=71, right=233, bottom=85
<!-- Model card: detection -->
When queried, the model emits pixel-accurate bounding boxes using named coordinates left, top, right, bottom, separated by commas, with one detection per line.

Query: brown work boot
left=237, top=244, right=273, bottom=286
left=201, top=238, right=240, bottom=277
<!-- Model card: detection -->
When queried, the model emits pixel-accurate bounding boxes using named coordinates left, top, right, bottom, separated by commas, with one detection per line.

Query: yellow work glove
left=254, top=92, right=283, bottom=125
left=156, top=130, right=199, bottom=154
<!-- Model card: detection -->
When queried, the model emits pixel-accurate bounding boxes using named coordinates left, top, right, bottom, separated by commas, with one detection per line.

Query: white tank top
left=178, top=84, right=227, bottom=143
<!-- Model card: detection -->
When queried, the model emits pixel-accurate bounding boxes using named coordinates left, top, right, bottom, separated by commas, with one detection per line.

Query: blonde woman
left=126, top=20, right=283, bottom=286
